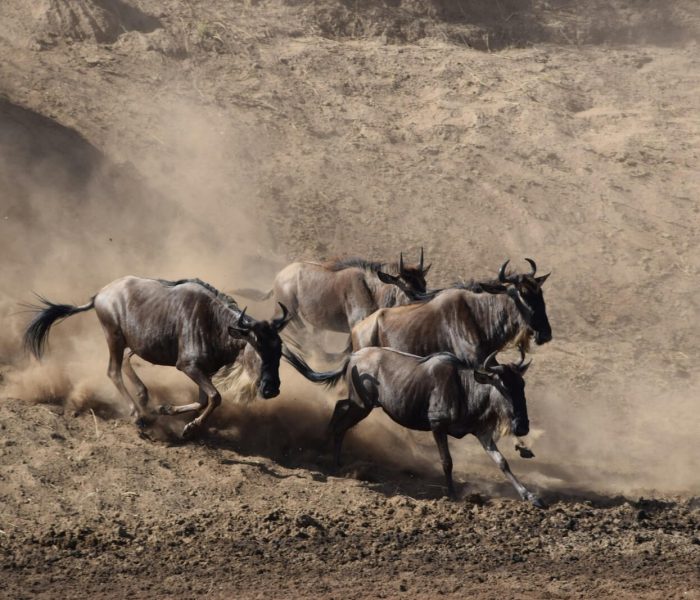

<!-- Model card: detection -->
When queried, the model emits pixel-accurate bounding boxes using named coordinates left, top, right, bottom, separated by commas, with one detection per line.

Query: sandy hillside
left=0, top=0, right=699, bottom=598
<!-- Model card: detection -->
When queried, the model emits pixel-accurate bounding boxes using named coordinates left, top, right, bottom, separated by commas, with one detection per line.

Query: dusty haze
left=1, top=71, right=697, bottom=497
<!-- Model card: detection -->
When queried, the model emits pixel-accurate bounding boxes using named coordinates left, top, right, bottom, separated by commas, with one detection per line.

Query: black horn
left=499, top=259, right=521, bottom=284
left=516, top=346, right=532, bottom=373
left=399, top=252, right=405, bottom=274
left=518, top=346, right=530, bottom=368
left=236, top=306, right=251, bottom=331
left=498, top=260, right=510, bottom=284
left=419, top=247, right=424, bottom=271
left=273, top=302, right=292, bottom=330
left=229, top=305, right=252, bottom=337
left=525, top=257, right=537, bottom=276
left=483, top=349, right=501, bottom=373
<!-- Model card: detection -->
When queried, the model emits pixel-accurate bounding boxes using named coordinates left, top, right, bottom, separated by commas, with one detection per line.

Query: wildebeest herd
left=23, top=252, right=551, bottom=507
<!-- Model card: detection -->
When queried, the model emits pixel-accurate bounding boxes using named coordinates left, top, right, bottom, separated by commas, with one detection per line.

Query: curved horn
left=525, top=257, right=537, bottom=276
left=498, top=260, right=510, bottom=283
left=237, top=306, right=248, bottom=327
left=517, top=347, right=532, bottom=372
left=273, top=302, right=291, bottom=329
left=518, top=346, right=527, bottom=367
left=483, top=349, right=500, bottom=372
left=419, top=247, right=424, bottom=271
left=399, top=252, right=405, bottom=274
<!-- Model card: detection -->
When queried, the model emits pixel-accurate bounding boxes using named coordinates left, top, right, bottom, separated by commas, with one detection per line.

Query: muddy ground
left=0, top=0, right=699, bottom=597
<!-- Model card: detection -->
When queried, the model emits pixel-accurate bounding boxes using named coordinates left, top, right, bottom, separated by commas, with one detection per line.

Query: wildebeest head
left=474, top=349, right=531, bottom=437
left=377, top=248, right=431, bottom=295
left=496, top=258, right=552, bottom=345
left=228, top=303, right=292, bottom=399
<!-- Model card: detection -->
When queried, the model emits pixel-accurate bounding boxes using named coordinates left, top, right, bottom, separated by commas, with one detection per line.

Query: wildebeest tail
left=23, top=295, right=95, bottom=359
left=282, top=348, right=349, bottom=388
left=230, top=287, right=273, bottom=302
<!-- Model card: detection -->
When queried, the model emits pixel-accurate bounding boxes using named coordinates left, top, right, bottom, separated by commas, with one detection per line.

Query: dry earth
left=0, top=0, right=699, bottom=598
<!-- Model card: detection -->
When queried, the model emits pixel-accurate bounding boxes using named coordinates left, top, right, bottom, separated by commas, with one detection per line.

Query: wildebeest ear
left=474, top=369, right=495, bottom=384
left=479, top=282, right=507, bottom=295
left=377, top=271, right=400, bottom=285
left=535, top=272, right=550, bottom=286
left=228, top=325, right=250, bottom=338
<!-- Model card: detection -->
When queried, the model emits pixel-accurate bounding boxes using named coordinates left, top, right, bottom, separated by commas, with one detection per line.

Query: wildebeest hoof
left=182, top=422, right=199, bottom=439
left=158, top=404, right=174, bottom=415
left=529, top=495, right=547, bottom=510
left=515, top=443, right=535, bottom=459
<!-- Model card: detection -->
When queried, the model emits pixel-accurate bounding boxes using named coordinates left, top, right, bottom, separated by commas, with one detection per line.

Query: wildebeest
left=284, top=346, right=544, bottom=507
left=233, top=250, right=431, bottom=342
left=23, top=277, right=292, bottom=438
left=351, top=259, right=552, bottom=364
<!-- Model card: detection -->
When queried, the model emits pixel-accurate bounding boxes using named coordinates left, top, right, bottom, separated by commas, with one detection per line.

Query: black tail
left=282, top=347, right=349, bottom=388
left=231, top=287, right=273, bottom=302
left=23, top=296, right=95, bottom=359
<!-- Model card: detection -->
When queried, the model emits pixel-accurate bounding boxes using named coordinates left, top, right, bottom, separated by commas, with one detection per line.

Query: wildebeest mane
left=157, top=278, right=242, bottom=313
left=407, top=276, right=507, bottom=303
left=417, top=351, right=477, bottom=370
left=455, top=277, right=505, bottom=293
left=324, top=257, right=398, bottom=274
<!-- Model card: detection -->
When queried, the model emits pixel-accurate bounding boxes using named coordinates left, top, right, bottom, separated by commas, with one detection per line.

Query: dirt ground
left=0, top=0, right=699, bottom=598
left=0, top=397, right=698, bottom=599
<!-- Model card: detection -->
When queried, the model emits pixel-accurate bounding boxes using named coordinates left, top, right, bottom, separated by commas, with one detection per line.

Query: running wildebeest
left=284, top=346, right=544, bottom=507
left=233, top=250, right=431, bottom=347
left=23, top=277, right=292, bottom=438
left=351, top=259, right=552, bottom=363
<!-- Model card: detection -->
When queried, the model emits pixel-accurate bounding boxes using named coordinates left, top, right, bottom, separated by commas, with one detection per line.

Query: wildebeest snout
left=534, top=327, right=552, bottom=345
left=512, top=417, right=529, bottom=438
left=259, top=377, right=280, bottom=399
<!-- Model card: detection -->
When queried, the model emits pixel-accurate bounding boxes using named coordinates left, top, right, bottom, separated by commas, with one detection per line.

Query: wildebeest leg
left=344, top=280, right=374, bottom=332
left=327, top=399, right=370, bottom=467
left=350, top=315, right=380, bottom=351
left=122, top=352, right=150, bottom=414
left=104, top=332, right=144, bottom=422
left=327, top=399, right=350, bottom=464
left=177, top=363, right=221, bottom=439
left=157, top=389, right=207, bottom=417
left=478, top=435, right=546, bottom=509
left=431, top=427, right=456, bottom=499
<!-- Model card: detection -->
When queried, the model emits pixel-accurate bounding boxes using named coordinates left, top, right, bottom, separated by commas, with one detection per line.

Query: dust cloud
left=0, top=95, right=284, bottom=421
left=0, top=83, right=698, bottom=500
left=0, top=95, right=277, bottom=364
